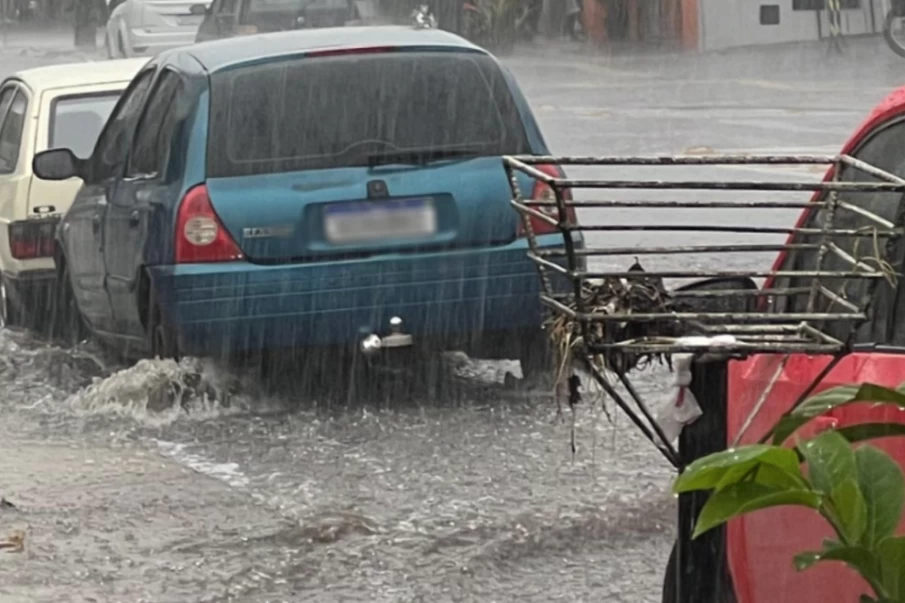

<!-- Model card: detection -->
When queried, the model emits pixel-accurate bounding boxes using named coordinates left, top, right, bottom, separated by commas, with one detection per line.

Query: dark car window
left=0, top=88, right=27, bottom=175
left=243, top=0, right=302, bottom=14
left=238, top=0, right=306, bottom=28
left=0, top=86, right=14, bottom=129
left=206, top=51, right=533, bottom=177
left=49, top=92, right=122, bottom=159
left=90, top=68, right=156, bottom=182
left=775, top=118, right=905, bottom=345
left=128, top=70, right=183, bottom=179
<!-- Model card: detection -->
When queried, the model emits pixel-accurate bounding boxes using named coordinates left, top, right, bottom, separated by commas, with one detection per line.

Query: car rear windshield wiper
left=366, top=146, right=487, bottom=167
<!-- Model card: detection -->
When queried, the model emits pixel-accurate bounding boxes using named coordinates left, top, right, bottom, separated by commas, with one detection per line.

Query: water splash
left=65, top=356, right=251, bottom=426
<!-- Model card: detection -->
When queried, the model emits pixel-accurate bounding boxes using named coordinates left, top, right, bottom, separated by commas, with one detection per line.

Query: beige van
left=0, top=58, right=147, bottom=329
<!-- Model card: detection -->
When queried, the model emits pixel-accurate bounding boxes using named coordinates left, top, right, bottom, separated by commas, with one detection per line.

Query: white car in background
left=104, top=0, right=211, bottom=58
left=0, top=58, right=147, bottom=330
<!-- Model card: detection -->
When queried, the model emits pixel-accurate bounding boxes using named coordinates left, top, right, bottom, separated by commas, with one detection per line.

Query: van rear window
left=206, top=50, right=533, bottom=177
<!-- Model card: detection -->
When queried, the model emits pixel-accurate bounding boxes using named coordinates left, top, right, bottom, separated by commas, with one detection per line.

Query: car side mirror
left=672, top=276, right=759, bottom=314
left=32, top=148, right=83, bottom=181
left=189, top=3, right=208, bottom=15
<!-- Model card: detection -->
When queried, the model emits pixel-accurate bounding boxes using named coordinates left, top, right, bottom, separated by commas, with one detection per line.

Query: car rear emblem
left=243, top=226, right=293, bottom=239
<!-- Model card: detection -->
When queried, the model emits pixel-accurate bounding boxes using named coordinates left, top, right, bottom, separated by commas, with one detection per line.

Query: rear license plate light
left=323, top=198, right=437, bottom=245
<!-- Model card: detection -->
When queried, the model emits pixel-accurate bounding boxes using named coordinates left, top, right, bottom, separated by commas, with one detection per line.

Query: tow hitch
left=359, top=316, right=413, bottom=357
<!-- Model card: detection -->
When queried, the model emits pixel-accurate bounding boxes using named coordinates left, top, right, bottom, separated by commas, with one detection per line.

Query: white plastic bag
left=656, top=336, right=737, bottom=444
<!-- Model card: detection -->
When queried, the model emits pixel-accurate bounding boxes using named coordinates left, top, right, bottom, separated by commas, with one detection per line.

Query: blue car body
left=54, top=26, right=580, bottom=359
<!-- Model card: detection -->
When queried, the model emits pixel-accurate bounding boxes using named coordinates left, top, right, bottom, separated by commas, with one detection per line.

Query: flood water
left=1, top=31, right=904, bottom=603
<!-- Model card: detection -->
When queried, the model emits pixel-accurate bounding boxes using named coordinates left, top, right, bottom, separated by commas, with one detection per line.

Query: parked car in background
left=105, top=0, right=211, bottom=58
left=31, top=26, right=578, bottom=374
left=0, top=59, right=147, bottom=331
left=194, top=0, right=380, bottom=42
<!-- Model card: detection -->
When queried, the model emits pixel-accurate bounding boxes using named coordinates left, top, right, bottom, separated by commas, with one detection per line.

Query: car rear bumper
left=2, top=267, right=56, bottom=324
left=147, top=234, right=578, bottom=356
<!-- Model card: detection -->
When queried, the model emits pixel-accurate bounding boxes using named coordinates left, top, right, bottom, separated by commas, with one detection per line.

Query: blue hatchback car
left=32, top=26, right=579, bottom=371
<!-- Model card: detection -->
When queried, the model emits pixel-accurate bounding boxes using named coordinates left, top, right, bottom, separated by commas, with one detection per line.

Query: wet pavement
left=1, top=31, right=905, bottom=603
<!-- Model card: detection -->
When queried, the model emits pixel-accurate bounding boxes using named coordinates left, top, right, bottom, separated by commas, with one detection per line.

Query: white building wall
left=699, top=0, right=887, bottom=51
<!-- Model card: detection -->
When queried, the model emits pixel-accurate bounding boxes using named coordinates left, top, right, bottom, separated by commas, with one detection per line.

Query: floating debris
left=0, top=530, right=25, bottom=553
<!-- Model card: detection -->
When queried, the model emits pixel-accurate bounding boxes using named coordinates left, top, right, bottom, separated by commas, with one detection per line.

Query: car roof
left=10, top=58, right=148, bottom=92
left=840, top=85, right=905, bottom=155
left=183, top=26, right=483, bottom=73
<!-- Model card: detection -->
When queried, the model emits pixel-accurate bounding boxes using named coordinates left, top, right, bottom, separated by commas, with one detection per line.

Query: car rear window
left=243, top=0, right=304, bottom=15
left=50, top=92, right=121, bottom=159
left=206, top=50, right=534, bottom=177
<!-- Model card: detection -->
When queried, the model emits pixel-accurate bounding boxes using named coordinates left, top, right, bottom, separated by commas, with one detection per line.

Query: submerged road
left=0, top=33, right=903, bottom=602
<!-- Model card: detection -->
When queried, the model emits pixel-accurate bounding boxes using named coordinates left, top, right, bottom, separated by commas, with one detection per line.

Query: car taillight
left=306, top=46, right=396, bottom=58
left=517, top=164, right=576, bottom=237
left=8, top=219, right=57, bottom=260
left=174, top=184, right=244, bottom=264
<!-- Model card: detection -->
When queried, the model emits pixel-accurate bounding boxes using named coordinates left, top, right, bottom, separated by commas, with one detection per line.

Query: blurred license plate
left=324, top=199, right=437, bottom=244
left=177, top=15, right=200, bottom=25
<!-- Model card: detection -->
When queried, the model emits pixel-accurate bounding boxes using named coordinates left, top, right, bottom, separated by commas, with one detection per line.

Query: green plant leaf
left=830, top=479, right=868, bottom=544
left=772, top=383, right=905, bottom=445
left=837, top=423, right=905, bottom=445
left=855, top=446, right=905, bottom=548
left=860, top=596, right=879, bottom=603
left=793, top=550, right=822, bottom=571
left=674, top=445, right=802, bottom=494
left=800, top=430, right=857, bottom=494
left=692, top=482, right=821, bottom=539
left=878, top=537, right=905, bottom=602
left=791, top=545, right=884, bottom=590
left=797, top=431, right=867, bottom=541
left=712, top=458, right=808, bottom=492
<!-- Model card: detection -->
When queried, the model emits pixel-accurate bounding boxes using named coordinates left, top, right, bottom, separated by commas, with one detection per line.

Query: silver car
left=104, top=0, right=211, bottom=58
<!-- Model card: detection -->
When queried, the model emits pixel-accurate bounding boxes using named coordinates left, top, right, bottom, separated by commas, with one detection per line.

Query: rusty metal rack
left=505, top=154, right=905, bottom=358
left=504, top=153, right=905, bottom=470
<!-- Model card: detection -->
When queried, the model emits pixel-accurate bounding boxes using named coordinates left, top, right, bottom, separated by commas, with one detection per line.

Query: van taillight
left=517, top=164, right=577, bottom=237
left=174, top=184, right=244, bottom=264
left=8, top=219, right=57, bottom=260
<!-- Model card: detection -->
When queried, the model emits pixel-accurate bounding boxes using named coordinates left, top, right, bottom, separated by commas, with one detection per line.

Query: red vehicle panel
left=726, top=353, right=905, bottom=603
left=722, top=82, right=905, bottom=603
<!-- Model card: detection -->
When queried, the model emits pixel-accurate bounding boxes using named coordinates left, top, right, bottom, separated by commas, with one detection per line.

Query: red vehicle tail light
left=8, top=219, right=57, bottom=260
left=306, top=46, right=396, bottom=58
left=517, top=164, right=577, bottom=237
left=174, top=184, right=244, bottom=264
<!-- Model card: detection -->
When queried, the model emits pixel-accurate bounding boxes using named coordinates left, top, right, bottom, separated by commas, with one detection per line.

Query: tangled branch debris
left=547, top=258, right=677, bottom=388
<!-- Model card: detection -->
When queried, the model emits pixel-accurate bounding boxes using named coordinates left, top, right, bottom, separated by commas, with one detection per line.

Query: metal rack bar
left=536, top=244, right=820, bottom=257
left=575, top=270, right=887, bottom=280
left=520, top=199, right=829, bottom=209
left=509, top=154, right=841, bottom=166
left=839, top=154, right=905, bottom=183
left=557, top=225, right=900, bottom=236
left=571, top=311, right=865, bottom=322
left=836, top=200, right=897, bottom=229
left=555, top=180, right=905, bottom=192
